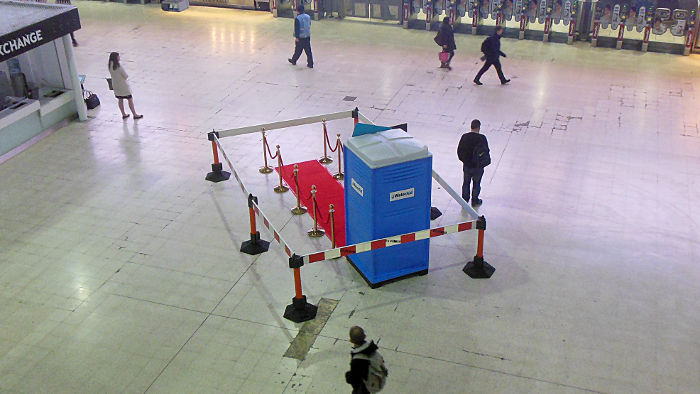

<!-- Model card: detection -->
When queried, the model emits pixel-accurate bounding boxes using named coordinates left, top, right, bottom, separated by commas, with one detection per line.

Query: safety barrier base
left=283, top=296, right=318, bottom=323
left=463, top=256, right=495, bottom=279
left=205, top=163, right=230, bottom=183
left=240, top=231, right=270, bottom=255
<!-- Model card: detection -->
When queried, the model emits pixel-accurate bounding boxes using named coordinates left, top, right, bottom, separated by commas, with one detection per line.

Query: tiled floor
left=1, top=2, right=700, bottom=393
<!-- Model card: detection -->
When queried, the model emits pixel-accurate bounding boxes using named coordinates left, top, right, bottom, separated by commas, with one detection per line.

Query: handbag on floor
left=439, top=51, right=450, bottom=62
left=83, top=90, right=100, bottom=109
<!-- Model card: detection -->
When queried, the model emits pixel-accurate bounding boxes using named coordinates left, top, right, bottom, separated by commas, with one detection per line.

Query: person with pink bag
left=435, top=17, right=456, bottom=70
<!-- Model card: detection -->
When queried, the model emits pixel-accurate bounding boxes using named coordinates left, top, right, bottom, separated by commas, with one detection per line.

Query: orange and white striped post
left=284, top=254, right=318, bottom=323
left=240, top=194, right=270, bottom=255
left=205, top=131, right=231, bottom=183
left=463, top=216, right=495, bottom=278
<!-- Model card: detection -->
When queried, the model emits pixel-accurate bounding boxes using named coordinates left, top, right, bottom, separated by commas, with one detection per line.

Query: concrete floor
left=1, top=2, right=699, bottom=393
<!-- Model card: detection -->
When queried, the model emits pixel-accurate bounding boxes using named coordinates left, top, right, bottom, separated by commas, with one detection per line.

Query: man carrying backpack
left=474, top=26, right=510, bottom=85
left=457, top=119, right=491, bottom=207
left=345, top=326, right=388, bottom=393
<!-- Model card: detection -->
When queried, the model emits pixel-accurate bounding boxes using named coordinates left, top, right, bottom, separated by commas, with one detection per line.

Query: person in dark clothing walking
left=436, top=17, right=456, bottom=70
left=345, top=326, right=382, bottom=394
left=457, top=119, right=490, bottom=206
left=288, top=5, right=314, bottom=68
left=474, top=26, right=510, bottom=85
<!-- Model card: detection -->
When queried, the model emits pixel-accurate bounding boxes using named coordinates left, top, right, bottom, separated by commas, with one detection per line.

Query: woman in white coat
left=108, top=52, right=143, bottom=119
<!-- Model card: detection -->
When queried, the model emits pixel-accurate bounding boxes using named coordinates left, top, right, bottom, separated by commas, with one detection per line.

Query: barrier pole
left=206, top=131, right=231, bottom=182
left=240, top=194, right=270, bottom=255
left=333, top=133, right=344, bottom=180
left=274, top=145, right=289, bottom=193
left=291, top=164, right=307, bottom=215
left=284, top=254, right=318, bottom=323
left=260, top=129, right=273, bottom=174
left=307, top=186, right=325, bottom=237
left=463, top=216, right=495, bottom=278
left=319, top=119, right=333, bottom=164
left=329, top=204, right=336, bottom=248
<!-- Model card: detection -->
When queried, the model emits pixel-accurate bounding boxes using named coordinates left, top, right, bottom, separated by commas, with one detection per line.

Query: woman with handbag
left=108, top=52, right=143, bottom=120
left=436, top=17, right=456, bottom=70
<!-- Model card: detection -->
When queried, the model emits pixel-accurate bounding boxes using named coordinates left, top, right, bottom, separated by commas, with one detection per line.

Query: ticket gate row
left=399, top=0, right=699, bottom=54
left=269, top=0, right=700, bottom=54
left=272, top=0, right=403, bottom=20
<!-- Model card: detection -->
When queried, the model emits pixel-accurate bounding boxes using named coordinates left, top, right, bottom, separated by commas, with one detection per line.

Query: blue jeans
left=462, top=166, right=484, bottom=201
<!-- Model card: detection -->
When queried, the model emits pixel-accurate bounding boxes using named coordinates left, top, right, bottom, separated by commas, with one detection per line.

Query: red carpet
left=277, top=160, right=346, bottom=246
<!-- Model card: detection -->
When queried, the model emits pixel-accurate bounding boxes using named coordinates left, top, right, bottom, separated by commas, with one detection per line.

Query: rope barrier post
left=307, top=185, right=325, bottom=237
left=333, top=133, right=344, bottom=180
left=291, top=164, right=307, bottom=215
left=259, top=129, right=273, bottom=174
left=240, top=194, right=270, bottom=255
left=329, top=204, right=336, bottom=248
left=319, top=119, right=333, bottom=164
left=273, top=145, right=289, bottom=193
left=463, top=216, right=495, bottom=278
left=205, top=131, right=231, bottom=182
left=283, top=254, right=317, bottom=323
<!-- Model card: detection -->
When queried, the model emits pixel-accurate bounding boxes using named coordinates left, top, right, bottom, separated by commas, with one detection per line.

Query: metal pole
left=274, top=145, right=289, bottom=193
left=260, top=129, right=273, bottom=174
left=333, top=133, right=344, bottom=180
left=307, top=186, right=325, bottom=237
left=319, top=119, right=333, bottom=164
left=291, top=165, right=307, bottom=215
left=329, top=204, right=336, bottom=248
left=62, top=35, right=87, bottom=121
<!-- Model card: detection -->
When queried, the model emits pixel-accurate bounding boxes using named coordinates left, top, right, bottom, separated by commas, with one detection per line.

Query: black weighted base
left=240, top=232, right=269, bottom=255
left=463, top=256, right=495, bottom=279
left=205, top=163, right=230, bottom=183
left=283, top=295, right=317, bottom=323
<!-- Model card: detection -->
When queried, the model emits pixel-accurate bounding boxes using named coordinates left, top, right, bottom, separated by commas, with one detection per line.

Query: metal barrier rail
left=217, top=110, right=356, bottom=138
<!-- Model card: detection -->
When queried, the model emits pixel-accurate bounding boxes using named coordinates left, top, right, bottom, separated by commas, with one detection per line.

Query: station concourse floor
left=1, top=2, right=700, bottom=393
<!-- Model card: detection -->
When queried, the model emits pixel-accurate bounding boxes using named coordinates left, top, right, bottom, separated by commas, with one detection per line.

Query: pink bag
left=439, top=51, right=450, bottom=62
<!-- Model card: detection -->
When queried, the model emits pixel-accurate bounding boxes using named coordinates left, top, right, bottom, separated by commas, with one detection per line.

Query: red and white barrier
left=303, top=220, right=477, bottom=264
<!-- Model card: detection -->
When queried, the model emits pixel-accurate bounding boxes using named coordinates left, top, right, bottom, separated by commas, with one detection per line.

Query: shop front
left=0, top=0, right=85, bottom=163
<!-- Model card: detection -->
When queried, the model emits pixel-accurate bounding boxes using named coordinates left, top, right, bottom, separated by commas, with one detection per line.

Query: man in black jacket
left=345, top=326, right=378, bottom=394
left=474, top=26, right=510, bottom=85
left=457, top=119, right=490, bottom=206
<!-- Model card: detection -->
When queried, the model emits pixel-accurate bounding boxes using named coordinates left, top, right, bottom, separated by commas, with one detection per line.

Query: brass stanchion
left=291, top=164, right=307, bottom=215
left=329, top=204, right=336, bottom=248
left=273, top=145, right=289, bottom=193
left=307, top=185, right=325, bottom=237
left=319, top=119, right=333, bottom=164
left=259, top=129, right=273, bottom=174
left=333, top=133, right=344, bottom=180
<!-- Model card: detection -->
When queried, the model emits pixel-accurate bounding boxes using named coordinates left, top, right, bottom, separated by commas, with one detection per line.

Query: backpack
left=480, top=37, right=489, bottom=54
left=353, top=351, right=388, bottom=393
left=473, top=142, right=491, bottom=168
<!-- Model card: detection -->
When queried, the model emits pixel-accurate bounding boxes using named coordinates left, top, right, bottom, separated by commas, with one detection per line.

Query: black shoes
left=473, top=79, right=483, bottom=85
left=307, top=65, right=313, bottom=68
left=471, top=198, right=482, bottom=207
left=501, top=79, right=511, bottom=85
left=288, top=58, right=296, bottom=65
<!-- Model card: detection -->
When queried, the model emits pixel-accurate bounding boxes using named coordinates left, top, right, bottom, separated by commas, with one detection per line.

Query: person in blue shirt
left=288, top=5, right=314, bottom=69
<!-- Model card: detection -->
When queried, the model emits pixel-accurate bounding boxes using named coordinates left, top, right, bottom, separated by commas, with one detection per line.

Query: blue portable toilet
left=344, top=128, right=432, bottom=287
